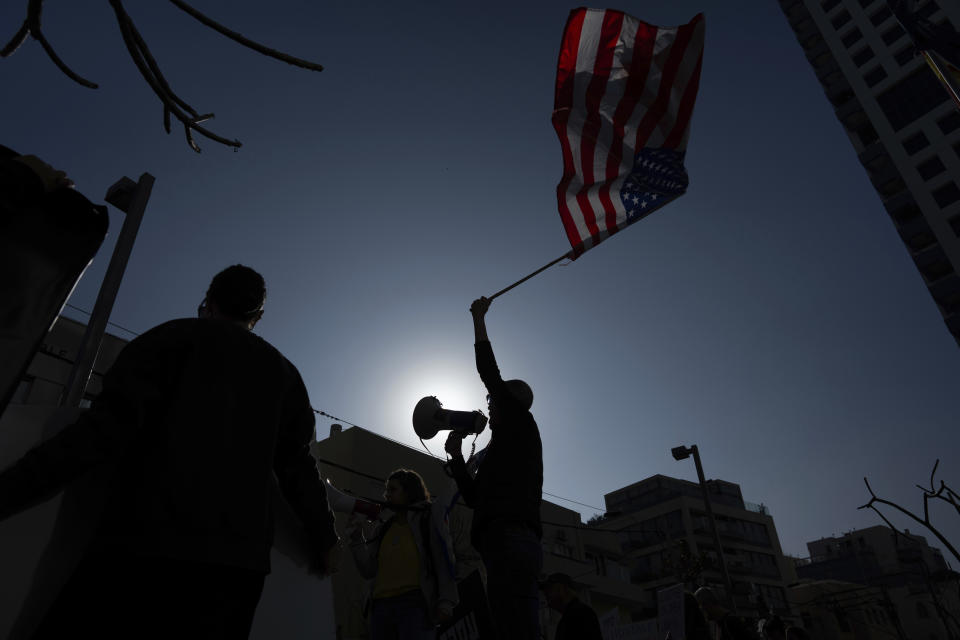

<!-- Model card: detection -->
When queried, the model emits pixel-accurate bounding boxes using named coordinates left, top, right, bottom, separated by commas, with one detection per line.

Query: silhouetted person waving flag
left=445, top=296, right=543, bottom=640
left=0, top=265, right=338, bottom=639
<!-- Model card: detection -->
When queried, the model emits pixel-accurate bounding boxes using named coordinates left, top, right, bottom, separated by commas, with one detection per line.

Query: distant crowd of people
left=0, top=155, right=817, bottom=640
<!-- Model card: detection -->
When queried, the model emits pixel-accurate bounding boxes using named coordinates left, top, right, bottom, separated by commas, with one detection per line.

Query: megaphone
left=325, top=479, right=383, bottom=520
left=413, top=396, right=487, bottom=440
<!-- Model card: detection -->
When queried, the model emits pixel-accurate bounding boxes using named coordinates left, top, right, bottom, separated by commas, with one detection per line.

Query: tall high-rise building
left=779, top=0, right=960, bottom=345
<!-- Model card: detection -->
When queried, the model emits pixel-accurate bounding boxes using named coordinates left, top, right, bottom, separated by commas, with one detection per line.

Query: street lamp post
left=61, top=173, right=154, bottom=408
left=671, top=444, right=738, bottom=614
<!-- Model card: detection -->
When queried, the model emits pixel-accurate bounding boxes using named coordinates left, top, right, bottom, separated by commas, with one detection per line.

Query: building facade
left=591, top=474, right=797, bottom=622
left=8, top=315, right=130, bottom=408
left=779, top=0, right=960, bottom=345
left=789, top=579, right=903, bottom=640
left=796, top=525, right=960, bottom=639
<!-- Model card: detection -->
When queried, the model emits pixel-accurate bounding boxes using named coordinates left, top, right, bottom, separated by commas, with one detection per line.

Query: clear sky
left=4, top=1, right=959, bottom=559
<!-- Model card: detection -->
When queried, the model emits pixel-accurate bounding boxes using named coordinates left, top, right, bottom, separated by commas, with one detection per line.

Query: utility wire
left=313, top=408, right=610, bottom=517
left=62, top=303, right=142, bottom=337
left=315, top=453, right=672, bottom=537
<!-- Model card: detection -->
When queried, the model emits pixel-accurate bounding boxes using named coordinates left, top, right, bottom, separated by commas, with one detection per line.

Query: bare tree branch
left=2, top=0, right=98, bottom=87
left=3, top=0, right=323, bottom=151
left=860, top=472, right=960, bottom=566
left=167, top=0, right=324, bottom=71
left=121, top=10, right=200, bottom=119
left=110, top=0, right=239, bottom=152
left=0, top=21, right=29, bottom=57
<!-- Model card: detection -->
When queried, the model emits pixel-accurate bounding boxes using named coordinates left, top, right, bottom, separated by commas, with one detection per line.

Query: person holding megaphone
left=345, top=468, right=458, bottom=639
left=445, top=296, right=543, bottom=640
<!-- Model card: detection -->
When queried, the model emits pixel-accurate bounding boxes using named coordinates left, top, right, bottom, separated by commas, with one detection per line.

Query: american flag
left=553, top=9, right=705, bottom=257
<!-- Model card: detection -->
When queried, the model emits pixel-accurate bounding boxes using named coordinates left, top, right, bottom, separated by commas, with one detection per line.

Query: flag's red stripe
left=554, top=9, right=585, bottom=112
left=576, top=11, right=624, bottom=242
left=633, top=21, right=695, bottom=150
left=663, top=48, right=703, bottom=149
left=552, top=9, right=587, bottom=250
left=601, top=19, right=657, bottom=234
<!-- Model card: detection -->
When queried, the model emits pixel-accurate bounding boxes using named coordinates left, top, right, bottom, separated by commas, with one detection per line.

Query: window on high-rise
left=879, top=176, right=906, bottom=197
left=918, top=1, right=940, bottom=19
left=877, top=67, right=950, bottom=130
left=792, top=17, right=814, bottom=35
left=939, top=111, right=960, bottom=134
left=933, top=182, right=960, bottom=208
left=870, top=5, right=892, bottom=26
left=882, top=24, right=906, bottom=45
left=918, top=156, right=946, bottom=180
left=865, top=66, right=887, bottom=87
left=802, top=32, right=825, bottom=49
left=791, top=14, right=813, bottom=33
left=891, top=201, right=922, bottom=224
left=832, top=10, right=852, bottom=30
left=918, top=255, right=954, bottom=282
left=852, top=46, right=875, bottom=66
left=842, top=27, right=864, bottom=47
left=903, top=131, right=930, bottom=155
left=894, top=45, right=916, bottom=65
left=949, top=215, right=960, bottom=237
left=812, top=51, right=834, bottom=67
left=857, top=121, right=879, bottom=145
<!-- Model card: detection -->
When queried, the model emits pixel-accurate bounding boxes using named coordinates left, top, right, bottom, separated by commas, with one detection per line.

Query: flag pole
left=921, top=50, right=960, bottom=111
left=488, top=251, right=574, bottom=300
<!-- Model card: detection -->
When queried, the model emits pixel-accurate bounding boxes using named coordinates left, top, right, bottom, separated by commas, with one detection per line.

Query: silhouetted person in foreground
left=0, top=265, right=339, bottom=639
left=541, top=573, right=602, bottom=640
left=445, top=296, right=543, bottom=640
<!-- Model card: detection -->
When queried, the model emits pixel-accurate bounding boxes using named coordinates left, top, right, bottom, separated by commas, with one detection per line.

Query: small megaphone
left=413, top=396, right=487, bottom=440
left=325, top=479, right=383, bottom=520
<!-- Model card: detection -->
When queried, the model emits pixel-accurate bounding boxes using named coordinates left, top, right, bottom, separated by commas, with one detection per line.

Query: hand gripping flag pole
left=490, top=8, right=705, bottom=300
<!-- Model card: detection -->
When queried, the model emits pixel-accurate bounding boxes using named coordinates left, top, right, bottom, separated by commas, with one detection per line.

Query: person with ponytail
left=347, top=468, right=458, bottom=639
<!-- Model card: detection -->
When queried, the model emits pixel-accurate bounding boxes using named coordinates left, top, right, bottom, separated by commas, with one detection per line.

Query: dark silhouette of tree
left=2, top=0, right=324, bottom=152
left=859, top=459, right=960, bottom=565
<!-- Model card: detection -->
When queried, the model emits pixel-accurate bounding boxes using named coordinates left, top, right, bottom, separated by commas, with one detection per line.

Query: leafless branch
left=167, top=0, right=324, bottom=72
left=122, top=9, right=200, bottom=120
left=2, top=0, right=98, bottom=87
left=3, top=0, right=324, bottom=151
left=859, top=466, right=960, bottom=566
left=110, top=0, right=239, bottom=152
left=0, top=21, right=29, bottom=57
